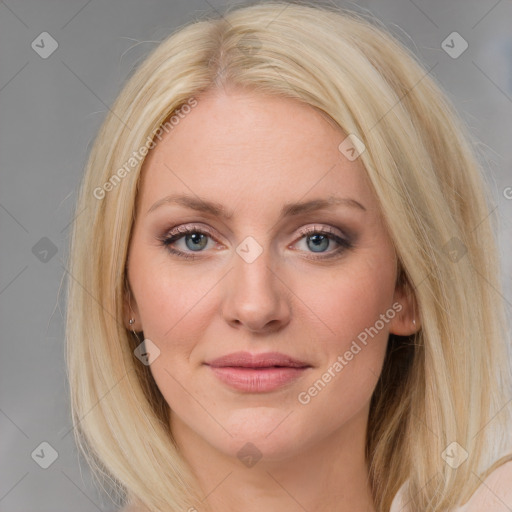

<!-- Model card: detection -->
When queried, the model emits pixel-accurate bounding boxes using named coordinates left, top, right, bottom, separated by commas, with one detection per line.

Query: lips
left=205, top=351, right=310, bottom=369
left=205, top=351, right=311, bottom=393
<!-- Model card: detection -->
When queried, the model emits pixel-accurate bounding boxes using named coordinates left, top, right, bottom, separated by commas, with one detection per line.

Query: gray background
left=1, top=0, right=511, bottom=510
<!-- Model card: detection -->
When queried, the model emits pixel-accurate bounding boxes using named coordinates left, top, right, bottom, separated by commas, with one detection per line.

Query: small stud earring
left=412, top=318, right=416, bottom=326
left=129, top=318, right=135, bottom=326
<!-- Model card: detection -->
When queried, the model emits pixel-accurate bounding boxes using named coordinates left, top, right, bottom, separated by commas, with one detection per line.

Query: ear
left=388, top=271, right=420, bottom=336
left=123, top=278, right=142, bottom=331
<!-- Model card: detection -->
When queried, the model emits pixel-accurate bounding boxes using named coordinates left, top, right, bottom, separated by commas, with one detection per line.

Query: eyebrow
left=146, top=194, right=366, bottom=219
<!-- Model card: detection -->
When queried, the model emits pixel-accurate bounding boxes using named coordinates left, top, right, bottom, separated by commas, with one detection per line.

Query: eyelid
left=294, top=224, right=346, bottom=241
left=168, top=223, right=216, bottom=238
left=161, top=223, right=347, bottom=245
left=157, top=223, right=223, bottom=251
left=158, top=222, right=354, bottom=261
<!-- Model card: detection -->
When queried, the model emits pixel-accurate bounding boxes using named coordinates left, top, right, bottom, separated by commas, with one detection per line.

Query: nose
left=221, top=246, right=291, bottom=334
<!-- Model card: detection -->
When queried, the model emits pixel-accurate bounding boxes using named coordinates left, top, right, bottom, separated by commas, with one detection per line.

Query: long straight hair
left=65, top=2, right=512, bottom=510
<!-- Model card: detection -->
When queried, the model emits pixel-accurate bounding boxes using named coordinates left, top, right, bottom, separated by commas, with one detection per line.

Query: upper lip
left=205, top=351, right=310, bottom=369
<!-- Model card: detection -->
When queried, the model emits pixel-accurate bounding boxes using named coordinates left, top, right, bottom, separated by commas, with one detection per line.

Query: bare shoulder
left=390, top=461, right=512, bottom=512
left=458, top=460, right=512, bottom=511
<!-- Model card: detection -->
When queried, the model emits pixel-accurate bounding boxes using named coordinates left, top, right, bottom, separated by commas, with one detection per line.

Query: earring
left=128, top=318, right=142, bottom=343
left=412, top=317, right=416, bottom=327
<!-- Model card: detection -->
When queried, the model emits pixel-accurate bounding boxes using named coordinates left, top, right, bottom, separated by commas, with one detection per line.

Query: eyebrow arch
left=146, top=194, right=366, bottom=219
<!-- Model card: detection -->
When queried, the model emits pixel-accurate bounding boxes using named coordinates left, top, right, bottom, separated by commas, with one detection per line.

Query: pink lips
left=205, top=351, right=311, bottom=392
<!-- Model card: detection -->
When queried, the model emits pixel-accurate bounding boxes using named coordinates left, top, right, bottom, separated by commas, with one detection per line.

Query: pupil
left=182, top=233, right=330, bottom=253
left=308, top=234, right=328, bottom=252
left=186, top=233, right=207, bottom=251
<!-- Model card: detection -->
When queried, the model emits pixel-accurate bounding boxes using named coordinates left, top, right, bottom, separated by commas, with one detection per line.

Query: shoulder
left=390, top=461, right=512, bottom=512
left=457, top=460, right=512, bottom=511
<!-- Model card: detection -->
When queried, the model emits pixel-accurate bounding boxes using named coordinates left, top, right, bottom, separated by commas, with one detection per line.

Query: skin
left=124, top=88, right=418, bottom=512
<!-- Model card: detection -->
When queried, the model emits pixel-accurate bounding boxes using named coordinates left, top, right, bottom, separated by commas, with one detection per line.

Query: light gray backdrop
left=1, top=0, right=511, bottom=510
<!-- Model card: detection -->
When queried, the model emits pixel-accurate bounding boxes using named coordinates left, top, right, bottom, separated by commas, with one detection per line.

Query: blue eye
left=158, top=225, right=215, bottom=260
left=297, top=232, right=347, bottom=253
left=294, top=225, right=353, bottom=259
left=158, top=224, right=353, bottom=261
left=179, top=232, right=209, bottom=251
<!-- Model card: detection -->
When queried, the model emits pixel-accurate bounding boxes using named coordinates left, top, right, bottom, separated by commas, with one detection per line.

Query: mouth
left=204, top=351, right=312, bottom=392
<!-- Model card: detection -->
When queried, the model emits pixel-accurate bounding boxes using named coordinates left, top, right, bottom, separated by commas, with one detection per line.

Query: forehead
left=137, top=89, right=373, bottom=215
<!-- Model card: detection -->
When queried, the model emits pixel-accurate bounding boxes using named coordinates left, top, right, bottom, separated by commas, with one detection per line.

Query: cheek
left=130, top=256, right=215, bottom=408
left=297, top=254, right=397, bottom=347
left=129, top=245, right=218, bottom=343
left=296, top=325, right=388, bottom=430
left=292, top=255, right=396, bottom=425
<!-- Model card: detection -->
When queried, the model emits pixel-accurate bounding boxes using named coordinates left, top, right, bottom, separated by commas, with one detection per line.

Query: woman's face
left=125, top=89, right=415, bottom=462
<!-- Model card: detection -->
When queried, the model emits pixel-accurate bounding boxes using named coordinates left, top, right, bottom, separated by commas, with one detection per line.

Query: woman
left=65, top=2, right=512, bottom=511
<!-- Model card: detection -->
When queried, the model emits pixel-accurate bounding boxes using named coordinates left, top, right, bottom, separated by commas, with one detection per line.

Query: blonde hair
left=65, top=1, right=512, bottom=510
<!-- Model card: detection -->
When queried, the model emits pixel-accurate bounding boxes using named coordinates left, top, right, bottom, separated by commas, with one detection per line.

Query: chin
left=214, top=409, right=308, bottom=462
left=217, top=435, right=303, bottom=466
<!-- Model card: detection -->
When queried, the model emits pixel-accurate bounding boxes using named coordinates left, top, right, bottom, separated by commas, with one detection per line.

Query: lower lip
left=207, top=366, right=309, bottom=392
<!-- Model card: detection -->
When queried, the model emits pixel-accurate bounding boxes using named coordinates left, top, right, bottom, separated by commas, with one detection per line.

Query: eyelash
left=157, top=224, right=353, bottom=261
